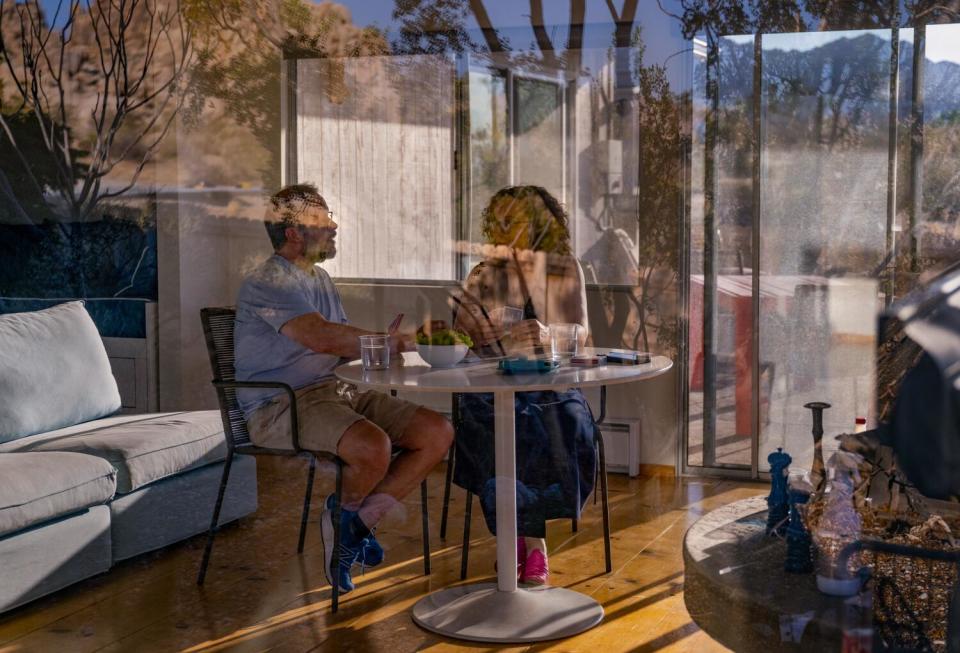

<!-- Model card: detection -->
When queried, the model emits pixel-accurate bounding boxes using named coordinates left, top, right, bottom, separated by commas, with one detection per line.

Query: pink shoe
left=522, top=549, right=549, bottom=585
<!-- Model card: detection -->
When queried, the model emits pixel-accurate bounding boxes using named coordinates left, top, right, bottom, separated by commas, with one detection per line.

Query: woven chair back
left=200, top=307, right=252, bottom=449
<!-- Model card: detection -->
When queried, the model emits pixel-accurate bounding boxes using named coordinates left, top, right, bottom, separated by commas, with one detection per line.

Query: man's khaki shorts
left=245, top=380, right=421, bottom=454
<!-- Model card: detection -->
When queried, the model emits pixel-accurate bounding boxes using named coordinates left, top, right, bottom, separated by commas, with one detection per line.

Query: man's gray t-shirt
left=235, top=255, right=348, bottom=414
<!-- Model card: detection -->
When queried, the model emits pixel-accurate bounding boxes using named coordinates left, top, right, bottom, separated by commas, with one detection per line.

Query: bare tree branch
left=0, top=0, right=193, bottom=221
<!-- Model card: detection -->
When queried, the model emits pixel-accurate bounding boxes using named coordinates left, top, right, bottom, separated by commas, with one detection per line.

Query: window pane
left=464, top=68, right=509, bottom=274
left=759, top=30, right=890, bottom=472
left=688, top=35, right=756, bottom=468
left=513, top=76, right=565, bottom=201
left=921, top=24, right=960, bottom=274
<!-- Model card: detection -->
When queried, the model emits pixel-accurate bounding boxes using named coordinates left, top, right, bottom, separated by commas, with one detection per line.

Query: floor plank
left=0, top=457, right=763, bottom=652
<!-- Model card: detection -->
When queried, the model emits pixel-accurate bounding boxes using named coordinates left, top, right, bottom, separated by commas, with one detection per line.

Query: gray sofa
left=0, top=302, right=257, bottom=613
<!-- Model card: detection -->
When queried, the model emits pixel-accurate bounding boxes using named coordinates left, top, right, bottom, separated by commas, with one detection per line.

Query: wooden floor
left=0, top=458, right=764, bottom=652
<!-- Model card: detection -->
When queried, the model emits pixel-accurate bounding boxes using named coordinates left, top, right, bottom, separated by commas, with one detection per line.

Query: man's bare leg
left=357, top=408, right=453, bottom=527
left=336, top=420, right=392, bottom=510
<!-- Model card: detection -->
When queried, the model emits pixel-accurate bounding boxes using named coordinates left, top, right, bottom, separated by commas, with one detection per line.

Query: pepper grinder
left=766, top=448, right=791, bottom=536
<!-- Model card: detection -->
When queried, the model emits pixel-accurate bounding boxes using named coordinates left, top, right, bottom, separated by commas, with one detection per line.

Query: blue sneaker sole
left=320, top=503, right=353, bottom=594
left=324, top=495, right=384, bottom=569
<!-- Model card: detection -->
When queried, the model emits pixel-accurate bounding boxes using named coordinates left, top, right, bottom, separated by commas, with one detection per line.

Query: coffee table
left=335, top=347, right=673, bottom=643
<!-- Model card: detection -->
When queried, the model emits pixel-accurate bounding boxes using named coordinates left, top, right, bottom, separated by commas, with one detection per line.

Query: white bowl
left=416, top=343, right=469, bottom=368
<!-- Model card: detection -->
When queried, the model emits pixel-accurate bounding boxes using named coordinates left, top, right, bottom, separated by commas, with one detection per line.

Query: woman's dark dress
left=452, top=297, right=597, bottom=539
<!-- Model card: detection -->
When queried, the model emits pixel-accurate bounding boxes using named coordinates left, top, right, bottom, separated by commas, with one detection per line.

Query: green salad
left=416, top=329, right=473, bottom=347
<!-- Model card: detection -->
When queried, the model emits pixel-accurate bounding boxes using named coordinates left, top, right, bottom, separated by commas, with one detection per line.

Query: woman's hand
left=455, top=303, right=504, bottom=348
left=508, top=319, right=549, bottom=349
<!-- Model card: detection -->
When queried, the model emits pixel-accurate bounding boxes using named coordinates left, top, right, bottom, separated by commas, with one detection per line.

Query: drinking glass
left=549, top=323, right=581, bottom=359
left=359, top=334, right=390, bottom=370
left=491, top=306, right=523, bottom=330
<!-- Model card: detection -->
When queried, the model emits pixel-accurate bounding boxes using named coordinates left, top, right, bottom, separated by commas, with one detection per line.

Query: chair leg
left=331, top=461, right=343, bottom=613
left=439, top=444, right=455, bottom=540
left=571, top=515, right=578, bottom=532
left=298, top=455, right=317, bottom=554
left=597, top=431, right=612, bottom=574
left=421, top=479, right=431, bottom=575
left=460, top=491, right=473, bottom=580
left=593, top=437, right=600, bottom=506
left=197, top=454, right=234, bottom=585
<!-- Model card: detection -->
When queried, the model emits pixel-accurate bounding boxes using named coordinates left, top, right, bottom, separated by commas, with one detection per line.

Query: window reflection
left=690, top=18, right=960, bottom=472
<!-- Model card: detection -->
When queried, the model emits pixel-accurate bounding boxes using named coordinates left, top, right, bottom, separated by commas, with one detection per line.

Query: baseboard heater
left=597, top=419, right=642, bottom=477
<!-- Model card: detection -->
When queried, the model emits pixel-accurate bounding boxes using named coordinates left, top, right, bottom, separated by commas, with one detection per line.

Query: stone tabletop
left=684, top=495, right=848, bottom=651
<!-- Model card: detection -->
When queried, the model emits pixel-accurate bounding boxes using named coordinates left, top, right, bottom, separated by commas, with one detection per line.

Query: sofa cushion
left=0, top=412, right=227, bottom=494
left=0, top=452, right=117, bottom=536
left=0, top=301, right=121, bottom=443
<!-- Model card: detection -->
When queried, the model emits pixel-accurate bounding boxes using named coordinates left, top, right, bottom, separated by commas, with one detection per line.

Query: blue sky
left=41, top=1, right=959, bottom=66
left=38, top=1, right=690, bottom=67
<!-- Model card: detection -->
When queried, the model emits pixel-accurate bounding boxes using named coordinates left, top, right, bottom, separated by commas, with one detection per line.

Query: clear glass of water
left=491, top=305, right=524, bottom=330
left=549, top=323, right=581, bottom=359
left=359, top=334, right=390, bottom=370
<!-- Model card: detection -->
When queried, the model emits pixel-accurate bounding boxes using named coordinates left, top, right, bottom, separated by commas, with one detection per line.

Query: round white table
left=335, top=348, right=673, bottom=643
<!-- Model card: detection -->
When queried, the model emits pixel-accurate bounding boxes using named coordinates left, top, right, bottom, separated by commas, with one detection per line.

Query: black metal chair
left=197, top=307, right=431, bottom=613
left=440, top=387, right=612, bottom=580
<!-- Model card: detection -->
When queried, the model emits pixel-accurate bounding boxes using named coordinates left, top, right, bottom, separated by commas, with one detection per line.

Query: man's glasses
left=290, top=198, right=334, bottom=222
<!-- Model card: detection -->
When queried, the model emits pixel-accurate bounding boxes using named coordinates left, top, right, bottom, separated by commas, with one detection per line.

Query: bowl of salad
left=415, top=329, right=473, bottom=368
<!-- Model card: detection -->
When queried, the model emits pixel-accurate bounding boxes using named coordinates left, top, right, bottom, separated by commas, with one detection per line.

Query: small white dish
left=416, top=343, right=469, bottom=368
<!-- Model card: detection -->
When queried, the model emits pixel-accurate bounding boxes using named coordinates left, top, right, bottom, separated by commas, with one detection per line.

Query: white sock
left=357, top=493, right=399, bottom=530
left=524, top=537, right=547, bottom=555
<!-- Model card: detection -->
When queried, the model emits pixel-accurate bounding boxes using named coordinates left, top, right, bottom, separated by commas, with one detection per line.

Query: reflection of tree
left=0, top=109, right=87, bottom=222
left=183, top=0, right=387, bottom=193
left=630, top=28, right=684, bottom=354
left=0, top=0, right=192, bottom=223
left=392, top=0, right=479, bottom=55
left=662, top=0, right=901, bottom=37
left=763, top=35, right=889, bottom=151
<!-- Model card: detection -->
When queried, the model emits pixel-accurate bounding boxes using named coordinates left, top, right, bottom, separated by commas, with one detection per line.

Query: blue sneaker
left=324, top=495, right=384, bottom=568
left=320, top=498, right=361, bottom=594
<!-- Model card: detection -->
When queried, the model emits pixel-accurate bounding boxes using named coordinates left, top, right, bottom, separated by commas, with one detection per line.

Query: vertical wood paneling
left=297, top=55, right=455, bottom=281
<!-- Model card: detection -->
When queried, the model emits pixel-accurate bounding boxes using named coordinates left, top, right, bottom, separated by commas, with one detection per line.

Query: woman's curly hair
left=480, top=185, right=572, bottom=255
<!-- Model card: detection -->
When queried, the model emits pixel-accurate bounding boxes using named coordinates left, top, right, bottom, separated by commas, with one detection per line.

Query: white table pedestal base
left=412, top=583, right=604, bottom=643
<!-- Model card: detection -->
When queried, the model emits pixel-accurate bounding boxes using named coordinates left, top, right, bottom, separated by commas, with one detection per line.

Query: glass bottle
left=813, top=451, right=864, bottom=596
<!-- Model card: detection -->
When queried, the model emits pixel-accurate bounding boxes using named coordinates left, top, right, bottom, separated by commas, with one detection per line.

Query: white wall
left=157, top=189, right=273, bottom=410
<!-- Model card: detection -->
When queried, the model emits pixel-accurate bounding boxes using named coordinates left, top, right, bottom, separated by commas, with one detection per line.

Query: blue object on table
left=785, top=485, right=814, bottom=573
left=766, top=447, right=791, bottom=536
left=497, top=357, right=560, bottom=375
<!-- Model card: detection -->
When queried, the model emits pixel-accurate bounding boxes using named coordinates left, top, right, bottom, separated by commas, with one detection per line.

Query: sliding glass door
left=687, top=23, right=960, bottom=477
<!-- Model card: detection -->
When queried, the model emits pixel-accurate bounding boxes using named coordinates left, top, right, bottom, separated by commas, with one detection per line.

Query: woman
left=452, top=185, right=597, bottom=585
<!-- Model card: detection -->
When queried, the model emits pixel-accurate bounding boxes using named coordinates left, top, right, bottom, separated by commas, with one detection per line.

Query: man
left=234, top=183, right=453, bottom=594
